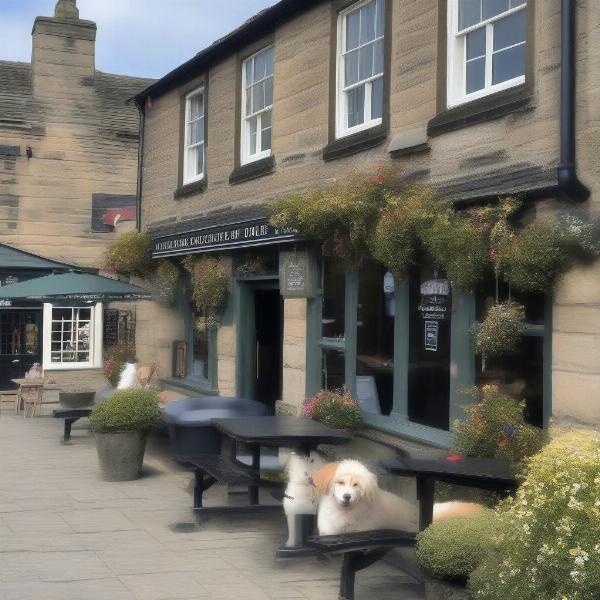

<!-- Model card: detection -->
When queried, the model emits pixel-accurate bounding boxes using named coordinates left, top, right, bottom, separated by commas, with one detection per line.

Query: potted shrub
left=89, top=389, right=162, bottom=481
left=303, top=388, right=362, bottom=433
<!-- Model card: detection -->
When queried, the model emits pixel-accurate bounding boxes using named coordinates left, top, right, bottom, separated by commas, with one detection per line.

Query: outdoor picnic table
left=386, top=452, right=519, bottom=530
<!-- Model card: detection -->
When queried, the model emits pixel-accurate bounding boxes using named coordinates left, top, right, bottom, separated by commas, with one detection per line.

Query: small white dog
left=283, top=451, right=326, bottom=547
left=314, top=460, right=484, bottom=536
left=314, top=460, right=419, bottom=535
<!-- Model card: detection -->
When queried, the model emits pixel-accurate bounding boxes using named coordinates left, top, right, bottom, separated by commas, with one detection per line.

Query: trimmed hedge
left=89, top=389, right=161, bottom=433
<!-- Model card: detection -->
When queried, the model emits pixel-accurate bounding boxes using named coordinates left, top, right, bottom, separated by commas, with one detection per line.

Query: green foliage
left=104, top=231, right=154, bottom=276
left=469, top=431, right=600, bottom=600
left=303, top=388, right=362, bottom=433
left=422, top=212, right=490, bottom=292
left=473, top=301, right=526, bottom=358
left=103, top=344, right=136, bottom=388
left=89, top=389, right=162, bottom=433
left=453, top=384, right=546, bottom=464
left=182, top=256, right=230, bottom=325
left=152, top=259, right=180, bottom=306
left=369, top=186, right=439, bottom=279
left=416, top=511, right=500, bottom=585
left=270, top=170, right=391, bottom=266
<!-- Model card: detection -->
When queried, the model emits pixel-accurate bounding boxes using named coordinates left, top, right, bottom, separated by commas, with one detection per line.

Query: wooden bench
left=52, top=408, right=92, bottom=442
left=179, top=454, right=281, bottom=516
left=308, top=530, right=416, bottom=600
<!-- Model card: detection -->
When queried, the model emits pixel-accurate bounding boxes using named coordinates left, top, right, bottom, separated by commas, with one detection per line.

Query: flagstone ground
left=0, top=412, right=424, bottom=599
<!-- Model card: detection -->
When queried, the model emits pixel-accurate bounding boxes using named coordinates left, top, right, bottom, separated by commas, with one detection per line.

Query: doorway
left=253, top=288, right=283, bottom=411
left=0, top=309, right=42, bottom=389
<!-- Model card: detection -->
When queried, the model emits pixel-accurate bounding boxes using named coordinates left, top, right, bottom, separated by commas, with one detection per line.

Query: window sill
left=44, top=365, right=102, bottom=372
left=427, top=85, right=533, bottom=138
left=323, top=124, right=387, bottom=162
left=174, top=178, right=206, bottom=199
left=229, top=155, right=275, bottom=185
left=160, top=377, right=218, bottom=396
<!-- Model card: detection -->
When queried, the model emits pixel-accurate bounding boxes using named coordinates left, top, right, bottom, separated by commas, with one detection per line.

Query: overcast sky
left=0, top=0, right=277, bottom=79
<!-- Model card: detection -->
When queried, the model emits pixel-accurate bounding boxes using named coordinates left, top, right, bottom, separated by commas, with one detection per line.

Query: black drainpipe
left=557, top=0, right=590, bottom=201
left=134, top=99, right=146, bottom=232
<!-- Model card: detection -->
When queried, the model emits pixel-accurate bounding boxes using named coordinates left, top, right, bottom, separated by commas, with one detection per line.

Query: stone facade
left=137, top=0, right=600, bottom=429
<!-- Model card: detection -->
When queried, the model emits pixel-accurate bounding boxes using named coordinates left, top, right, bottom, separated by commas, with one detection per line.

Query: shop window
left=183, top=87, right=206, bottom=184
left=191, top=316, right=209, bottom=381
left=407, top=265, right=452, bottom=430
left=336, top=0, right=385, bottom=138
left=356, top=261, right=394, bottom=415
left=322, top=347, right=346, bottom=391
left=447, top=0, right=527, bottom=107
left=322, top=257, right=346, bottom=340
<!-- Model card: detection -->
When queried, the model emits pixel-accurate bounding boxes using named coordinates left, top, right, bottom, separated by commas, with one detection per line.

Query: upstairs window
left=183, top=88, right=205, bottom=184
left=337, top=0, right=385, bottom=138
left=447, top=0, right=527, bottom=107
left=241, top=46, right=274, bottom=164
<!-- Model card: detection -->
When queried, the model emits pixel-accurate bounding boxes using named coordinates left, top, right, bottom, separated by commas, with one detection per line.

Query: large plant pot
left=95, top=431, right=147, bottom=481
left=59, top=390, right=96, bottom=409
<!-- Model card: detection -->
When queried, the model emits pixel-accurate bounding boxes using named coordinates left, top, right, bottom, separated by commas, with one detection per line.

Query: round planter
left=95, top=430, right=147, bottom=482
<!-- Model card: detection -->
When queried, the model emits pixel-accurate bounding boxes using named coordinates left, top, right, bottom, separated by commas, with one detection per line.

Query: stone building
left=0, top=0, right=153, bottom=390
left=133, top=0, right=600, bottom=447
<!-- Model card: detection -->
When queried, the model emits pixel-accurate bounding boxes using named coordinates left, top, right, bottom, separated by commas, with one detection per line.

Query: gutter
left=134, top=100, right=146, bottom=232
left=557, top=0, right=589, bottom=201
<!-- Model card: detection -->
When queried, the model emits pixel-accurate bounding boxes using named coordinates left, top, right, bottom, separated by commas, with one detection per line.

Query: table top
left=212, top=416, right=350, bottom=449
left=388, top=453, right=518, bottom=486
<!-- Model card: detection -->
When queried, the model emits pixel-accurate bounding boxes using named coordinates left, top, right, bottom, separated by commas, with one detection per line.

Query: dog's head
left=313, top=460, right=378, bottom=508
left=286, top=451, right=325, bottom=485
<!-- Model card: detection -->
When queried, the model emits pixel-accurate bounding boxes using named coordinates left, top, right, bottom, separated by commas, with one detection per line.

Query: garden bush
left=453, top=384, right=545, bottom=464
left=469, top=431, right=600, bottom=599
left=104, top=231, right=154, bottom=277
left=416, top=511, right=500, bottom=585
left=89, top=389, right=161, bottom=433
left=303, top=388, right=362, bottom=432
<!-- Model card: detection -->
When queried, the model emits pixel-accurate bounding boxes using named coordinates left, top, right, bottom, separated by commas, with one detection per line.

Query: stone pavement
left=0, top=413, right=424, bottom=600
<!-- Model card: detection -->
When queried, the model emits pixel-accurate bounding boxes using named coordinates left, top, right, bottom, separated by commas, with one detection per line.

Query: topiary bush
left=453, top=384, right=546, bottom=464
left=89, top=389, right=161, bottom=433
left=469, top=431, right=600, bottom=599
left=416, top=511, right=500, bottom=585
left=303, top=388, right=362, bottom=433
left=104, top=231, right=154, bottom=277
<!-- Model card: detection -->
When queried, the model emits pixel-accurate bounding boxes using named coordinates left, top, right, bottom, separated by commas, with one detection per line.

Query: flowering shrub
left=182, top=256, right=230, bottom=326
left=469, top=431, right=600, bottom=599
left=152, top=259, right=180, bottom=306
left=104, top=231, right=154, bottom=276
left=416, top=511, right=500, bottom=585
left=104, top=344, right=136, bottom=388
left=473, top=301, right=526, bottom=359
left=303, top=388, right=362, bottom=433
left=453, top=385, right=545, bottom=464
left=90, top=389, right=161, bottom=433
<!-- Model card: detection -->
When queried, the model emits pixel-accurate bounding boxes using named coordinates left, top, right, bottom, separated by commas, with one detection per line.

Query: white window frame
left=447, top=0, right=527, bottom=108
left=43, top=303, right=103, bottom=370
left=183, top=87, right=205, bottom=185
left=241, top=46, right=274, bottom=166
left=336, top=0, right=385, bottom=140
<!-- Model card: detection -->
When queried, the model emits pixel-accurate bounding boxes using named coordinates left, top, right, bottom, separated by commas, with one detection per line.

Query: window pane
left=249, top=115, right=258, bottom=155
left=346, top=9, right=360, bottom=50
left=359, top=43, right=374, bottom=80
left=322, top=349, right=345, bottom=391
left=245, top=59, right=253, bottom=85
left=373, top=38, right=384, bottom=75
left=482, top=0, right=509, bottom=20
left=253, top=51, right=266, bottom=81
left=261, top=125, right=271, bottom=152
left=192, top=319, right=209, bottom=380
left=459, top=0, right=481, bottom=30
left=492, top=43, right=525, bottom=84
left=493, top=10, right=527, bottom=51
left=371, top=77, right=383, bottom=120
left=466, top=57, right=486, bottom=93
left=196, top=144, right=204, bottom=175
left=467, top=28, right=486, bottom=60
left=245, top=86, right=252, bottom=116
left=511, top=0, right=526, bottom=7
left=346, top=84, right=365, bottom=128
left=375, top=0, right=385, bottom=37
left=264, top=46, right=274, bottom=76
left=322, top=257, right=345, bottom=339
left=252, top=81, right=265, bottom=113
left=345, top=49, right=359, bottom=86
left=53, top=308, right=71, bottom=321
left=264, top=78, right=273, bottom=108
left=186, top=146, right=198, bottom=177
left=360, top=0, right=376, bottom=44
left=188, top=119, right=203, bottom=145
left=356, top=262, right=395, bottom=416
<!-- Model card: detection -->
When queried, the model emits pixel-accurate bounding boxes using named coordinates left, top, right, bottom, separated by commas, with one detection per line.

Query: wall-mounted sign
left=279, top=250, right=317, bottom=298
left=152, top=218, right=299, bottom=258
left=424, top=320, right=438, bottom=352
left=419, top=278, right=450, bottom=321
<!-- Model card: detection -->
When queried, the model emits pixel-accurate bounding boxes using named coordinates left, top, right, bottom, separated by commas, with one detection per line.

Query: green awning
left=0, top=272, right=151, bottom=301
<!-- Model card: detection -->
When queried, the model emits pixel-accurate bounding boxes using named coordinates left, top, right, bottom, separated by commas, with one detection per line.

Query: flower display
left=303, top=388, right=362, bottom=433
left=473, top=301, right=527, bottom=359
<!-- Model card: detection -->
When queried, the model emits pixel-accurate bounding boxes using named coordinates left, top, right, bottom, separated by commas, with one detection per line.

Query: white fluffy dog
left=314, top=460, right=419, bottom=535
left=314, top=460, right=484, bottom=536
left=283, top=451, right=326, bottom=547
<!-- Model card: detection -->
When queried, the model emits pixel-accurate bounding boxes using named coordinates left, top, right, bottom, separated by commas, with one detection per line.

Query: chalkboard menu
left=279, top=250, right=317, bottom=298
left=104, top=309, right=119, bottom=346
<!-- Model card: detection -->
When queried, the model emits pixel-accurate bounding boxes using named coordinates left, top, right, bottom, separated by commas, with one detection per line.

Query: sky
left=0, top=0, right=277, bottom=79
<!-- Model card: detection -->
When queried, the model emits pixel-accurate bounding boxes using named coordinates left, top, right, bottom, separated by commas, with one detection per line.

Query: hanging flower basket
left=152, top=259, right=180, bottom=306
left=104, top=231, right=154, bottom=277
left=473, top=301, right=526, bottom=359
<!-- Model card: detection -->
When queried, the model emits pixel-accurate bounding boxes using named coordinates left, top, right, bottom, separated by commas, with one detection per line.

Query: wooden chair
left=0, top=392, right=18, bottom=416
left=20, top=383, right=44, bottom=418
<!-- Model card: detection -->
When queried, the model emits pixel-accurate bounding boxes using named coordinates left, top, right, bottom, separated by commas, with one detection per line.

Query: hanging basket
left=473, top=301, right=526, bottom=360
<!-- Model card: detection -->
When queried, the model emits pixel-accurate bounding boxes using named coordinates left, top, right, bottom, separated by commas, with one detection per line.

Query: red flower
left=446, top=453, right=463, bottom=462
